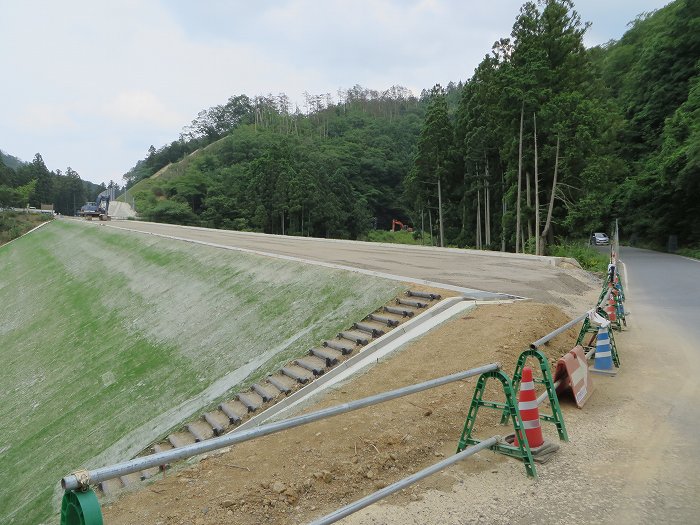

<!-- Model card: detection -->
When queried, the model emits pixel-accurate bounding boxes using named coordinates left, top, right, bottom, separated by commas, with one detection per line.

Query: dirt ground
left=102, top=301, right=590, bottom=525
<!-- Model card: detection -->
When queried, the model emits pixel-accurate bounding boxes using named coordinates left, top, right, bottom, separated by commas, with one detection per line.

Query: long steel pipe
left=310, top=436, right=500, bottom=525
left=530, top=312, right=588, bottom=349
left=61, top=363, right=500, bottom=491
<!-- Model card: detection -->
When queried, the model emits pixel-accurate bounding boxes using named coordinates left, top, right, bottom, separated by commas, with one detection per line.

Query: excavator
left=78, top=190, right=111, bottom=221
left=391, top=219, right=413, bottom=232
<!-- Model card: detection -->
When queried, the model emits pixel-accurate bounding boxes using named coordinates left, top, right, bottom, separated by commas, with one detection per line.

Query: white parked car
left=591, top=232, right=609, bottom=246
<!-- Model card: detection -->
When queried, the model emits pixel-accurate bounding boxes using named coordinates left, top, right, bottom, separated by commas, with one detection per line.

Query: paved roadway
left=96, top=220, right=595, bottom=309
left=612, top=246, right=700, bottom=522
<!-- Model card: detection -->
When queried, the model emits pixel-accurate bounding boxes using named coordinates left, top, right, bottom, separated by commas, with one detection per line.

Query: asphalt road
left=611, top=246, right=700, bottom=523
left=94, top=220, right=596, bottom=310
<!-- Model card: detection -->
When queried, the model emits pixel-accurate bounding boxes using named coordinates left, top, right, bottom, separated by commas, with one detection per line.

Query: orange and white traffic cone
left=513, top=366, right=544, bottom=449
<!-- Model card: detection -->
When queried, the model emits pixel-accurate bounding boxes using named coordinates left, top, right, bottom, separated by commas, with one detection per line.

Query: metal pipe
left=536, top=380, right=561, bottom=406
left=61, top=363, right=500, bottom=491
left=530, top=312, right=588, bottom=349
left=310, top=436, right=500, bottom=525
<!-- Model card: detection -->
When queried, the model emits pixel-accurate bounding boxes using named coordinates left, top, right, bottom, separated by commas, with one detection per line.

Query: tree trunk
left=485, top=166, right=491, bottom=247
left=476, top=189, right=482, bottom=249
left=516, top=102, right=524, bottom=253
left=501, top=169, right=506, bottom=252
left=540, top=134, right=560, bottom=254
left=533, top=113, right=540, bottom=255
left=526, top=170, right=532, bottom=245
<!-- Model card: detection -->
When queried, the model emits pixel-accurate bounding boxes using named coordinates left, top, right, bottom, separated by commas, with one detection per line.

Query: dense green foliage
left=0, top=211, right=50, bottom=245
left=548, top=241, right=610, bottom=272
left=124, top=0, right=698, bottom=250
left=0, top=152, right=103, bottom=214
left=126, top=86, right=430, bottom=237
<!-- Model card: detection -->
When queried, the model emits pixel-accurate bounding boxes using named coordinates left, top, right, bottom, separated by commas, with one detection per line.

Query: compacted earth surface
left=103, top=300, right=604, bottom=524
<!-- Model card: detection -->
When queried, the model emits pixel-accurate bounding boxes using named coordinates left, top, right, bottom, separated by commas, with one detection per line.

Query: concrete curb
left=236, top=296, right=480, bottom=431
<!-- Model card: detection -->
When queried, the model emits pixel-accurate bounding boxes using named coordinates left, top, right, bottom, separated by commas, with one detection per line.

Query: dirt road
left=96, top=220, right=595, bottom=311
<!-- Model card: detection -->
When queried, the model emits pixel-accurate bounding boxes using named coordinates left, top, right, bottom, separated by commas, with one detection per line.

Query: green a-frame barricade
left=457, top=369, right=537, bottom=478
left=61, top=488, right=103, bottom=525
left=499, top=349, right=568, bottom=442
left=576, top=313, right=620, bottom=367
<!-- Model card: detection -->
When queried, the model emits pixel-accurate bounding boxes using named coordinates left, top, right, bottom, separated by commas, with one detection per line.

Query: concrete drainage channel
left=97, top=289, right=483, bottom=496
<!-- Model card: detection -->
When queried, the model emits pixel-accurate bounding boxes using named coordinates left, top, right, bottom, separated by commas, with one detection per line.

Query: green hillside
left=0, top=220, right=403, bottom=524
left=123, top=0, right=699, bottom=251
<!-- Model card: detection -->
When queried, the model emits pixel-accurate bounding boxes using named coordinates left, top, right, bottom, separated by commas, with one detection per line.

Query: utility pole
left=437, top=177, right=444, bottom=248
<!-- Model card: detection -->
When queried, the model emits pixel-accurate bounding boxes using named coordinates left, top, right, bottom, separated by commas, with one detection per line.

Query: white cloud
left=0, top=0, right=673, bottom=186
left=102, top=91, right=184, bottom=127
left=17, top=104, right=77, bottom=132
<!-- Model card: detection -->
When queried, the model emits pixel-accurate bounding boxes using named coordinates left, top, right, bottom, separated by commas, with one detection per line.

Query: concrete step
left=204, top=410, right=229, bottom=436
left=338, top=330, right=370, bottom=346
left=295, top=356, right=327, bottom=376
left=407, top=290, right=441, bottom=300
left=119, top=472, right=142, bottom=487
left=219, top=400, right=248, bottom=424
left=99, top=478, right=123, bottom=496
left=310, top=347, right=341, bottom=366
left=148, top=442, right=173, bottom=473
left=168, top=431, right=197, bottom=448
left=238, top=391, right=264, bottom=412
left=281, top=365, right=314, bottom=383
left=354, top=321, right=385, bottom=337
left=139, top=466, right=160, bottom=480
left=397, top=297, right=428, bottom=308
left=384, top=305, right=416, bottom=317
left=187, top=419, right=215, bottom=442
left=368, top=313, right=400, bottom=327
left=252, top=382, right=279, bottom=402
left=268, top=374, right=294, bottom=394
left=324, top=339, right=355, bottom=354
left=152, top=442, right=173, bottom=454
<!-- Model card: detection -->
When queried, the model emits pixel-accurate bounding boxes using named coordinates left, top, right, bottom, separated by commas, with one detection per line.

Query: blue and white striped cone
left=590, top=326, right=617, bottom=376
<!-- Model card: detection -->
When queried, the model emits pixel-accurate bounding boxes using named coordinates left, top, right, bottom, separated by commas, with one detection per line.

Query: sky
left=0, top=0, right=670, bottom=186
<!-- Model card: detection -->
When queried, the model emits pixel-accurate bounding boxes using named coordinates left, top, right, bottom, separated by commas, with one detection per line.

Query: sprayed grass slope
left=0, top=220, right=403, bottom=524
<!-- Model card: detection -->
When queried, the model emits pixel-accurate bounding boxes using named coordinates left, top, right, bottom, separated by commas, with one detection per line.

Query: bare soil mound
left=103, top=302, right=580, bottom=525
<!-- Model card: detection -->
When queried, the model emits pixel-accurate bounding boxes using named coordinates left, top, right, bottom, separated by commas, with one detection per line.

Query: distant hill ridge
left=0, top=149, right=25, bottom=170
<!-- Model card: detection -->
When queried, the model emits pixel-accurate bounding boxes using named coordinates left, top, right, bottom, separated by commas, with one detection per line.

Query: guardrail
left=61, top=363, right=499, bottom=491
left=310, top=436, right=500, bottom=525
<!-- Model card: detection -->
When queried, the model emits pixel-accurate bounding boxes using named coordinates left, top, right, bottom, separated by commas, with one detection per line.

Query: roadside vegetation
left=677, top=247, right=700, bottom=260
left=364, top=229, right=435, bottom=246
left=547, top=242, right=610, bottom=273
left=0, top=210, right=50, bottom=244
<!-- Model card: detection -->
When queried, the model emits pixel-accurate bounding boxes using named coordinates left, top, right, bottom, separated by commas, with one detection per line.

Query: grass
left=364, top=229, right=434, bottom=245
left=677, top=247, right=700, bottom=260
left=0, top=220, right=404, bottom=524
left=0, top=211, right=51, bottom=245
left=548, top=241, right=610, bottom=273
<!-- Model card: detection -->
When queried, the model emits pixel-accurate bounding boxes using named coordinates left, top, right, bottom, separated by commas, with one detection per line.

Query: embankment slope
left=0, top=219, right=403, bottom=524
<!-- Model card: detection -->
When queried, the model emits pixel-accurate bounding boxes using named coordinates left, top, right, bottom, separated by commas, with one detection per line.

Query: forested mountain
left=124, top=0, right=698, bottom=250
left=0, top=150, right=24, bottom=171
left=0, top=152, right=103, bottom=214
left=124, top=86, right=441, bottom=236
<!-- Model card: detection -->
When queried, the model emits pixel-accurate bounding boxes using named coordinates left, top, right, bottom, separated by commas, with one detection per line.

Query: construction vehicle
left=391, top=219, right=413, bottom=232
left=79, top=190, right=111, bottom=221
